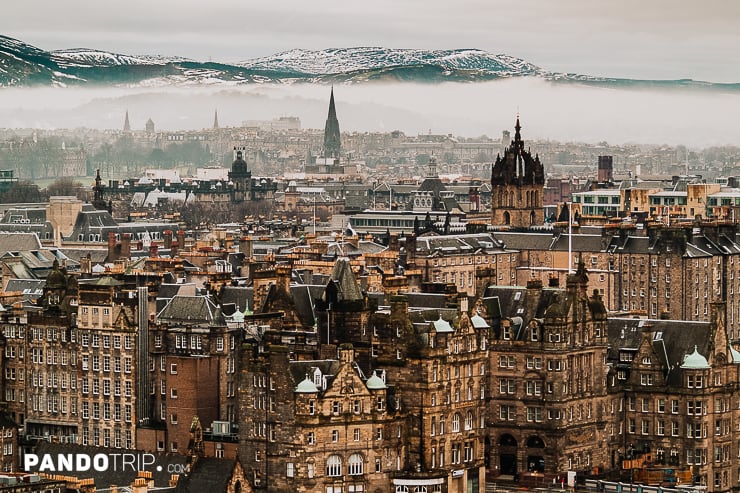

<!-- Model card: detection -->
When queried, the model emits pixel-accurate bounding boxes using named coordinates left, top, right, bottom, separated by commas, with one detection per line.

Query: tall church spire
left=323, top=86, right=341, bottom=160
left=123, top=110, right=131, bottom=133
left=213, top=109, right=219, bottom=129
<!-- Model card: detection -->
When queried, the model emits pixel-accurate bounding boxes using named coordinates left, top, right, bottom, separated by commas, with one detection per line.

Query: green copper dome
left=295, top=376, right=319, bottom=393
left=681, top=346, right=710, bottom=370
left=366, top=371, right=386, bottom=390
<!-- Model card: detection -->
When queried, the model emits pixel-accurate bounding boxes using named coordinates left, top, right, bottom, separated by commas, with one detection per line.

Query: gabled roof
left=326, top=258, right=363, bottom=303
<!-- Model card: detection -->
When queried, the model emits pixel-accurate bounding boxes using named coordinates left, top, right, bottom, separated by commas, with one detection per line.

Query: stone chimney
left=276, top=264, right=292, bottom=296
left=80, top=253, right=92, bottom=274
left=163, top=230, right=173, bottom=249
left=459, top=294, right=469, bottom=314
left=177, top=230, right=186, bottom=253
left=390, top=294, right=409, bottom=324
left=121, top=233, right=132, bottom=259
left=339, top=343, right=354, bottom=364
left=108, top=232, right=117, bottom=259
left=131, top=477, right=148, bottom=493
left=239, top=236, right=253, bottom=258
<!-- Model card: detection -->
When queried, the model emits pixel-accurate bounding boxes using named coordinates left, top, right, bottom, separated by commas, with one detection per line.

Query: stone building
left=490, top=118, right=545, bottom=228
left=605, top=306, right=740, bottom=491
left=238, top=343, right=401, bottom=492
left=76, top=275, right=139, bottom=449
left=2, top=260, right=79, bottom=442
left=484, top=266, right=610, bottom=481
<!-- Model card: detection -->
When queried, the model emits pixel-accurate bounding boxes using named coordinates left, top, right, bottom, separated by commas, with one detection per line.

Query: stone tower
left=490, top=117, right=545, bottom=227
left=228, top=147, right=252, bottom=202
left=323, top=87, right=341, bottom=160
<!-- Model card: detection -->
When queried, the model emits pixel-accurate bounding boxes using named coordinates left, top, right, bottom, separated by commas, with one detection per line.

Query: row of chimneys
left=106, top=230, right=188, bottom=261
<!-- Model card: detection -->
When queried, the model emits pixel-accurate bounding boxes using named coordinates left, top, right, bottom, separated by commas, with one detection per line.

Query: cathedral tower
left=490, top=117, right=545, bottom=227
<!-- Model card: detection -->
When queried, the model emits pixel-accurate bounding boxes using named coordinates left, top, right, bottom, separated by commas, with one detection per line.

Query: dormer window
left=503, top=326, right=511, bottom=340
left=642, top=357, right=651, bottom=365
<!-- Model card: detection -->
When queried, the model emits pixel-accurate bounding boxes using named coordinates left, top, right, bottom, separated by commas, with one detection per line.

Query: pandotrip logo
left=24, top=453, right=188, bottom=474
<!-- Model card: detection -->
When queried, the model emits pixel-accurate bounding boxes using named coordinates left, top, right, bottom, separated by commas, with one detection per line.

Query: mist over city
left=2, top=1, right=740, bottom=493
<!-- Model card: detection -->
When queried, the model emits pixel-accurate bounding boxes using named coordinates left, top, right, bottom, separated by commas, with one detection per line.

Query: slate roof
left=4, top=279, right=44, bottom=299
left=492, top=232, right=554, bottom=251
left=414, top=233, right=507, bottom=255
left=58, top=248, right=109, bottom=264
left=32, top=441, right=187, bottom=489
left=0, top=232, right=41, bottom=254
left=607, top=317, right=712, bottom=387
left=288, top=284, right=323, bottom=327
left=157, top=295, right=226, bottom=325
left=289, top=360, right=342, bottom=391
left=219, top=286, right=252, bottom=312
left=326, top=258, right=363, bottom=302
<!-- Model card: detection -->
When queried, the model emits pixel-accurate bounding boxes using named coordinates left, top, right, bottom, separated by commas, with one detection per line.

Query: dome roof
left=433, top=315, right=453, bottom=333
left=366, top=371, right=386, bottom=390
left=295, top=376, right=319, bottom=393
left=232, top=309, right=245, bottom=323
left=729, top=345, right=740, bottom=364
left=681, top=346, right=710, bottom=370
left=470, top=314, right=489, bottom=329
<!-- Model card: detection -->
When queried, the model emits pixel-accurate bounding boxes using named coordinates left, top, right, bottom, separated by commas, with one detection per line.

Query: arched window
left=326, top=455, right=342, bottom=477
left=396, top=487, right=409, bottom=493
left=348, top=453, right=363, bottom=475
left=465, top=411, right=474, bottom=430
left=452, top=413, right=461, bottom=433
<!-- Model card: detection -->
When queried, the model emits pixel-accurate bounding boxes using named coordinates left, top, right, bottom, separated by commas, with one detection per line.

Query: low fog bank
left=0, top=79, right=737, bottom=147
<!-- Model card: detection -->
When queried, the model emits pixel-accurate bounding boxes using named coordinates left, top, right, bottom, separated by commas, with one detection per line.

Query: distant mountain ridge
left=1, top=34, right=738, bottom=90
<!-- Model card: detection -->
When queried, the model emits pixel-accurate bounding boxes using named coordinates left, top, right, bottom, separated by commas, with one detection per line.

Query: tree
left=0, top=180, right=45, bottom=203
left=47, top=177, right=85, bottom=198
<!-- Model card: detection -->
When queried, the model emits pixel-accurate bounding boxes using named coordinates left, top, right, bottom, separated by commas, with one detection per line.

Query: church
left=490, top=118, right=545, bottom=227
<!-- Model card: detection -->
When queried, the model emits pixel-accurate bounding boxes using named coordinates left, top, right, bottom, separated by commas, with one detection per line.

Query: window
left=354, top=428, right=361, bottom=441
left=452, top=413, right=461, bottom=432
left=307, top=432, right=315, bottom=445
left=332, top=430, right=339, bottom=442
left=348, top=453, right=364, bottom=475
left=326, top=455, right=342, bottom=477
left=527, top=407, right=543, bottom=422
left=526, top=356, right=542, bottom=369
left=286, top=462, right=294, bottom=478
left=499, top=379, right=515, bottom=394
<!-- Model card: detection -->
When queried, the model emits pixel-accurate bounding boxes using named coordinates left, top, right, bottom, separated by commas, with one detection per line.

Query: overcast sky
left=5, top=0, right=740, bottom=82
